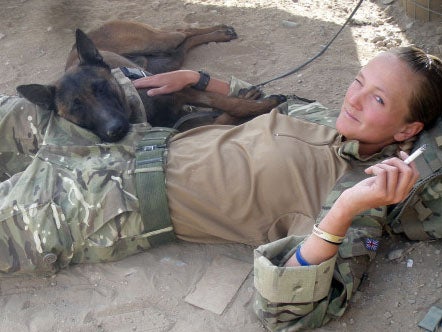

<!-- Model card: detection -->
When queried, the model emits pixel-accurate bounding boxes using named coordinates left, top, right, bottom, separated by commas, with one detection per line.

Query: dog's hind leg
left=176, top=24, right=235, bottom=37
left=141, top=26, right=237, bottom=73
left=87, top=22, right=236, bottom=58
left=176, top=26, right=237, bottom=53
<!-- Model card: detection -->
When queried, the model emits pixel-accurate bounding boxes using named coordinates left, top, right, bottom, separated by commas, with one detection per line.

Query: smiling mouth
left=344, top=109, right=360, bottom=123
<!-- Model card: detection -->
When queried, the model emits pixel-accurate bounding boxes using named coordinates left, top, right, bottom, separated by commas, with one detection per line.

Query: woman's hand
left=133, top=70, right=199, bottom=96
left=341, top=151, right=420, bottom=215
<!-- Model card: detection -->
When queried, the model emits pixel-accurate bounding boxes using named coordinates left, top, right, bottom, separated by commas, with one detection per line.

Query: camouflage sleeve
left=0, top=160, right=74, bottom=277
left=254, top=236, right=337, bottom=331
left=0, top=135, right=148, bottom=277
left=253, top=212, right=385, bottom=331
left=228, top=78, right=341, bottom=128
left=0, top=95, right=50, bottom=181
left=0, top=102, right=154, bottom=277
left=228, top=76, right=254, bottom=96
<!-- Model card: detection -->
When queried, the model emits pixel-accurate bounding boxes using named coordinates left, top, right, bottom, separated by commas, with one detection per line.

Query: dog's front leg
left=175, top=88, right=286, bottom=121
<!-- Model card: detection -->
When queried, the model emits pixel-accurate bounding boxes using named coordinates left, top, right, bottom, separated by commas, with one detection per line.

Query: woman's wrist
left=181, top=70, right=230, bottom=95
left=182, top=70, right=201, bottom=86
left=318, top=196, right=357, bottom=235
left=284, top=185, right=377, bottom=268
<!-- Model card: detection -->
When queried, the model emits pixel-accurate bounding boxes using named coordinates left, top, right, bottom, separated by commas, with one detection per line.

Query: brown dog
left=17, top=20, right=286, bottom=142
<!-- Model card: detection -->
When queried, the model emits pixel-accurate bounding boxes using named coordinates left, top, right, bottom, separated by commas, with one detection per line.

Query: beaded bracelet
left=312, top=223, right=345, bottom=245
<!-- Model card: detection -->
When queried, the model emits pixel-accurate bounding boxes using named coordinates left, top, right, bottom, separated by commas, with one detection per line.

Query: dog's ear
left=75, top=29, right=109, bottom=69
left=16, top=84, right=57, bottom=111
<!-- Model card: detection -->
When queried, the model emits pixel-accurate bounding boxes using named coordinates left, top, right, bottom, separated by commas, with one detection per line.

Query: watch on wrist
left=191, top=70, right=210, bottom=91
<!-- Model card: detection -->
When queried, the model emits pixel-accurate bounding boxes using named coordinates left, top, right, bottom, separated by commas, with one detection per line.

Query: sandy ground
left=0, top=0, right=441, bottom=331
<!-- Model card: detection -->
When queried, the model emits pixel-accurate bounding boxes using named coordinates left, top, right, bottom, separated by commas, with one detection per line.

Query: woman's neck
left=358, top=140, right=395, bottom=157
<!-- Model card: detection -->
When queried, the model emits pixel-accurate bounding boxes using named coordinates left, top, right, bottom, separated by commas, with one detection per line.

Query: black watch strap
left=192, top=70, right=210, bottom=91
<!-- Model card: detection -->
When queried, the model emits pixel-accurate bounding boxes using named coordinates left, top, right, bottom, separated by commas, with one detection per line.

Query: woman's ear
left=394, top=121, right=424, bottom=142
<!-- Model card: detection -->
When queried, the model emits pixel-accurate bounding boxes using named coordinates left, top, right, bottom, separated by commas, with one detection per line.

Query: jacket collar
left=339, top=137, right=399, bottom=162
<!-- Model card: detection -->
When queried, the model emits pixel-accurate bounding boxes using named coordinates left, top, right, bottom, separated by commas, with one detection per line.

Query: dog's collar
left=119, top=67, right=152, bottom=80
left=112, top=68, right=147, bottom=123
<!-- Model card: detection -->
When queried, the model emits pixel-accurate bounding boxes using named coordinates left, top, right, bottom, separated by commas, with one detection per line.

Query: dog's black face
left=54, top=65, right=130, bottom=142
left=17, top=29, right=132, bottom=142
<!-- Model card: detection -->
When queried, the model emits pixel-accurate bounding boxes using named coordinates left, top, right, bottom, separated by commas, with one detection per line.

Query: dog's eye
left=72, top=98, right=83, bottom=111
left=93, top=81, right=108, bottom=95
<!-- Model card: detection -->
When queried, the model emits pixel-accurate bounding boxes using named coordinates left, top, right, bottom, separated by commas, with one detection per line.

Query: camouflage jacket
left=0, top=69, right=154, bottom=277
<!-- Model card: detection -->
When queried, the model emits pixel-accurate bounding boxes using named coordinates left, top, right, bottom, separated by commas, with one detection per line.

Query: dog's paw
left=238, top=86, right=263, bottom=100
left=265, top=94, right=287, bottom=105
left=223, top=26, right=238, bottom=39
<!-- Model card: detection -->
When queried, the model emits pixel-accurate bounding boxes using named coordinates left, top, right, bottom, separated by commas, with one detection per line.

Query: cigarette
left=403, top=144, right=427, bottom=164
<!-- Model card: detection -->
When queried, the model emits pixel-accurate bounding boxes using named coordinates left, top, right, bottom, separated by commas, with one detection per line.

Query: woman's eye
left=375, top=96, right=384, bottom=105
left=354, top=78, right=362, bottom=85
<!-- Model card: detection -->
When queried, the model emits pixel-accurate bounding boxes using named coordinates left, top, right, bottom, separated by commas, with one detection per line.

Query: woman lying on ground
left=0, top=46, right=441, bottom=330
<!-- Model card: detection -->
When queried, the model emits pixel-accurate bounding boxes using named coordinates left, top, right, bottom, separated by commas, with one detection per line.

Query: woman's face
left=336, top=52, right=420, bottom=151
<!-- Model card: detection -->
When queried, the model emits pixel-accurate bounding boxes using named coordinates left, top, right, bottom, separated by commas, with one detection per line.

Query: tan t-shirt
left=166, top=109, right=349, bottom=245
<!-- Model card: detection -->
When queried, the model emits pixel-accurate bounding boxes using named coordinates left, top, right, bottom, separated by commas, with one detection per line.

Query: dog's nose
left=105, top=121, right=128, bottom=142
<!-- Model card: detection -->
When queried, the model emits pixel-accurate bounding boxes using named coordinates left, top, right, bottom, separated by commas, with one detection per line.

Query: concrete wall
left=400, top=0, right=442, bottom=21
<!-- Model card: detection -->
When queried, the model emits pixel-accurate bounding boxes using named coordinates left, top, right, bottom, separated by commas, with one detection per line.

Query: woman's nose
left=348, top=89, right=364, bottom=111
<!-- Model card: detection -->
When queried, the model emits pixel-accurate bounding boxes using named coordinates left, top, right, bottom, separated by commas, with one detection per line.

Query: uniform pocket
left=0, top=201, right=73, bottom=277
left=79, top=222, right=156, bottom=264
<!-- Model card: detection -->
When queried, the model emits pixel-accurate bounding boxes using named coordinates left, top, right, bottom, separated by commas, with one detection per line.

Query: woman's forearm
left=184, top=70, right=230, bottom=95
left=205, top=74, right=230, bottom=95
left=284, top=197, right=355, bottom=267
left=133, top=70, right=230, bottom=96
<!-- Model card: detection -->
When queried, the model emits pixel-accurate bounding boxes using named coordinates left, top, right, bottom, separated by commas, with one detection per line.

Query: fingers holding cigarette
left=403, top=144, right=427, bottom=164
left=363, top=145, right=424, bottom=203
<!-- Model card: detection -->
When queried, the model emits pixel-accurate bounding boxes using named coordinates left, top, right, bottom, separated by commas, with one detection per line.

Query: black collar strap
left=120, top=67, right=152, bottom=80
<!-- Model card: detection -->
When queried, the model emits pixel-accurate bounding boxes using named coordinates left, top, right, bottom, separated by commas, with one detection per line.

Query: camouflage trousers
left=0, top=94, right=160, bottom=277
